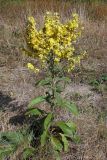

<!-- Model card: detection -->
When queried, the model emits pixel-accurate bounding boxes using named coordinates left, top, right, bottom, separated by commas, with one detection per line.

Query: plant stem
left=48, top=51, right=56, bottom=113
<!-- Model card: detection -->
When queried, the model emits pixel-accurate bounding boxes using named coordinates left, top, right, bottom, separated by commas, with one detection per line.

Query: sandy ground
left=0, top=1, right=107, bottom=159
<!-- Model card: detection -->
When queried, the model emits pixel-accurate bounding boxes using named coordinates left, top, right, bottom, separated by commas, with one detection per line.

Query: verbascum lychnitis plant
left=24, top=12, right=85, bottom=159
left=0, top=12, right=85, bottom=160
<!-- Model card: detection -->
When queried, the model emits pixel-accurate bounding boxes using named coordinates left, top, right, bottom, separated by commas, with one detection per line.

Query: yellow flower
left=25, top=12, right=85, bottom=73
left=34, top=68, right=40, bottom=73
left=27, top=63, right=39, bottom=73
left=27, top=63, right=35, bottom=70
left=54, top=57, right=60, bottom=63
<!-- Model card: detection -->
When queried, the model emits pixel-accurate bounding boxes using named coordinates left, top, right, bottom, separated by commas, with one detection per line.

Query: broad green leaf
left=51, top=136, right=63, bottom=152
left=56, top=121, right=73, bottom=137
left=28, top=96, right=45, bottom=108
left=56, top=77, right=71, bottom=83
left=60, top=133, right=69, bottom=152
left=66, top=102, right=78, bottom=115
left=22, top=147, right=35, bottom=159
left=44, top=113, right=53, bottom=130
left=55, top=94, right=78, bottom=115
left=54, top=93, right=65, bottom=107
left=72, top=135, right=81, bottom=143
left=66, top=121, right=77, bottom=134
left=40, top=131, right=48, bottom=147
left=38, top=77, right=52, bottom=86
left=26, top=108, right=43, bottom=116
left=55, top=77, right=71, bottom=93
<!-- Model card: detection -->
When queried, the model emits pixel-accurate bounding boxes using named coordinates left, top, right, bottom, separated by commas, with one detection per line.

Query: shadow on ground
left=9, top=112, right=26, bottom=126
left=0, top=91, right=27, bottom=126
left=0, top=91, right=13, bottom=111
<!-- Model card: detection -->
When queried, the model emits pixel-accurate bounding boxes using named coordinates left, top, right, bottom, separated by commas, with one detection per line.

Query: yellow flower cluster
left=25, top=12, right=85, bottom=72
left=27, top=63, right=39, bottom=73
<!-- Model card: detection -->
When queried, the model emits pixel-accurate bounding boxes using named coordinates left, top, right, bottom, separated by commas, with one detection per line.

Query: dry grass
left=0, top=0, right=107, bottom=159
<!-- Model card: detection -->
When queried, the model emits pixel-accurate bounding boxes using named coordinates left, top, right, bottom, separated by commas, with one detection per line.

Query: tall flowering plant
left=24, top=12, right=85, bottom=159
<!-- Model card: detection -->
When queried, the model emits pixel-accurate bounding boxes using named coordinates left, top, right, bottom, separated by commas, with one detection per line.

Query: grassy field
left=0, top=0, right=107, bottom=159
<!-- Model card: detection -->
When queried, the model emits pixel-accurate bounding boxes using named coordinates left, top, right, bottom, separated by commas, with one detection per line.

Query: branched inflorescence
left=24, top=12, right=85, bottom=73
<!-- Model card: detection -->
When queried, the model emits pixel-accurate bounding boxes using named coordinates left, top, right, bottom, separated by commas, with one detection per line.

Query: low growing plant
left=0, top=12, right=85, bottom=159
left=89, top=74, right=107, bottom=93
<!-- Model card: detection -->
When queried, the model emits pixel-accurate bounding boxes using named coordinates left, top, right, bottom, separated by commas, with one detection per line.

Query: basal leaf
left=44, top=113, right=53, bottom=130
left=40, top=130, right=48, bottom=147
left=60, top=133, right=69, bottom=152
left=66, top=121, right=77, bottom=134
left=51, top=136, right=63, bottom=152
left=56, top=121, right=73, bottom=137
left=28, top=96, right=46, bottom=108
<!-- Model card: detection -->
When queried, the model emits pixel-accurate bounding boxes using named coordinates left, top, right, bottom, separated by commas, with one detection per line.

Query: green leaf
left=55, top=94, right=78, bottom=115
left=66, top=102, right=78, bottom=115
left=0, top=131, right=33, bottom=160
left=28, top=96, right=46, bottom=108
left=55, top=77, right=71, bottom=93
left=0, top=131, right=24, bottom=145
left=0, top=146, right=14, bottom=160
left=40, top=131, right=48, bottom=147
left=89, top=79, right=99, bottom=86
left=56, top=121, right=74, bottom=138
left=66, top=121, right=77, bottom=134
left=37, top=77, right=52, bottom=86
left=60, top=133, right=69, bottom=152
left=22, top=147, right=35, bottom=160
left=0, top=131, right=26, bottom=159
left=26, top=108, right=43, bottom=116
left=55, top=77, right=71, bottom=83
left=72, top=134, right=81, bottom=143
left=56, top=77, right=71, bottom=83
left=50, top=136, right=63, bottom=152
left=54, top=93, right=65, bottom=107
left=44, top=113, right=53, bottom=130
left=54, top=151, right=61, bottom=160
left=55, top=85, right=63, bottom=93
left=101, top=74, right=107, bottom=81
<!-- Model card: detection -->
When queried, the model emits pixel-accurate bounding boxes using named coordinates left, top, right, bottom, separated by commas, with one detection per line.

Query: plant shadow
left=0, top=91, right=13, bottom=111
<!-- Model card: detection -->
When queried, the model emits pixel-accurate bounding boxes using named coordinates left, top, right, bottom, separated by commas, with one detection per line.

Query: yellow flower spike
left=25, top=12, right=85, bottom=73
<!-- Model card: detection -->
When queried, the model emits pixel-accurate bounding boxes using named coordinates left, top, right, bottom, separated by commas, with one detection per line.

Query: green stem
left=48, top=51, right=56, bottom=113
